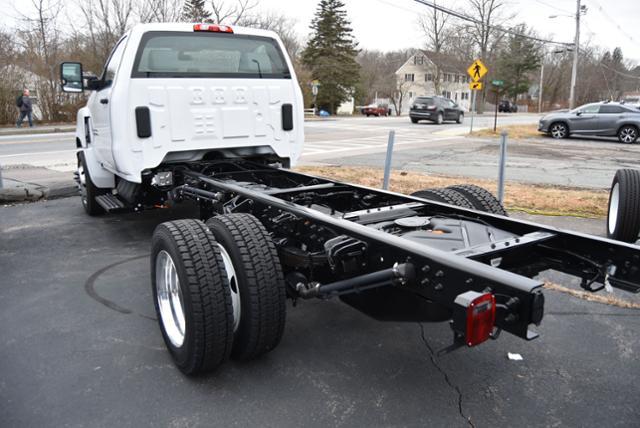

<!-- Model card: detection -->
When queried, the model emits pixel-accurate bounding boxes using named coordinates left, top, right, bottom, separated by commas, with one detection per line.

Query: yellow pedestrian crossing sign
left=470, top=81, right=483, bottom=90
left=467, top=59, right=488, bottom=82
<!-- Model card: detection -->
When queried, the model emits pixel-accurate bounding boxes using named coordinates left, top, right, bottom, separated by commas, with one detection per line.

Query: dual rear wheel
left=411, top=184, right=508, bottom=216
left=151, top=214, right=286, bottom=375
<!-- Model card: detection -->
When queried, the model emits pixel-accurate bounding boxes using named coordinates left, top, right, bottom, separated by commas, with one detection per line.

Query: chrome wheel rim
left=155, top=250, right=186, bottom=348
left=218, top=244, right=241, bottom=332
left=620, top=127, right=636, bottom=143
left=551, top=124, right=566, bottom=138
left=608, top=183, right=620, bottom=234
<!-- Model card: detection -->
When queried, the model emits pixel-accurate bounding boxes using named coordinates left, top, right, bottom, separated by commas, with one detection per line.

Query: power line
left=589, top=0, right=636, bottom=44
left=411, top=0, right=573, bottom=47
left=530, top=0, right=572, bottom=15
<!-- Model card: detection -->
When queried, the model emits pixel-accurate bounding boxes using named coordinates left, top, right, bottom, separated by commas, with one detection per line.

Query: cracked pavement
left=1, top=197, right=639, bottom=427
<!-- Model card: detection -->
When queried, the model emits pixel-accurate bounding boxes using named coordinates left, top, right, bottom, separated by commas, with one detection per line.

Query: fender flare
left=79, top=147, right=115, bottom=189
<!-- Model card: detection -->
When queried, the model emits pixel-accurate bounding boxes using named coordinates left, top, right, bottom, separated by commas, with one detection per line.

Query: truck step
left=95, top=193, right=128, bottom=213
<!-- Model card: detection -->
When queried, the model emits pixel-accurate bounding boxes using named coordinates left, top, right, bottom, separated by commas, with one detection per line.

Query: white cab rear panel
left=107, top=24, right=303, bottom=182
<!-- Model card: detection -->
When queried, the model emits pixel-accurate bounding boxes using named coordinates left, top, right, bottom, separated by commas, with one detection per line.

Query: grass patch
left=544, top=282, right=640, bottom=309
left=295, top=165, right=608, bottom=218
left=471, top=124, right=543, bottom=139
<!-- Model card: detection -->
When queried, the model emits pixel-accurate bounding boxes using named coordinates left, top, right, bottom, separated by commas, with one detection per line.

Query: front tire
left=456, top=113, right=464, bottom=124
left=436, top=112, right=444, bottom=125
left=411, top=117, right=419, bottom=124
left=151, top=220, right=234, bottom=375
left=617, top=125, right=638, bottom=144
left=607, top=169, right=640, bottom=243
left=549, top=122, right=568, bottom=139
left=206, top=214, right=286, bottom=361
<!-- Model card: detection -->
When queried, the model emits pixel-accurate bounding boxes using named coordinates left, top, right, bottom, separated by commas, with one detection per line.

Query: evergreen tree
left=181, top=0, right=211, bottom=22
left=301, top=0, right=360, bottom=114
left=494, top=28, right=541, bottom=100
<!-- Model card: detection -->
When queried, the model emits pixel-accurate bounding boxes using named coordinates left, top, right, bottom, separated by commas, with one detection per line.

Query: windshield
left=132, top=31, right=291, bottom=79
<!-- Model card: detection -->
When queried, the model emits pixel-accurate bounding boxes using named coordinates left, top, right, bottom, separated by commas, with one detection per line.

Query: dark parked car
left=410, top=96, right=463, bottom=124
left=498, top=100, right=518, bottom=113
left=538, top=102, right=640, bottom=143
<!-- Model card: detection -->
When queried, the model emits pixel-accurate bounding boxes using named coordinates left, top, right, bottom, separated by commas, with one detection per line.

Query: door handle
left=100, top=98, right=109, bottom=104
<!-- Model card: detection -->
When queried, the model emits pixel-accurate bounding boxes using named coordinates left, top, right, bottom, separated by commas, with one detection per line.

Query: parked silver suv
left=538, top=102, right=640, bottom=143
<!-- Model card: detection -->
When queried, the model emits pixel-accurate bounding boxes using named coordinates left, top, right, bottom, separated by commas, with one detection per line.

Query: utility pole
left=568, top=0, right=581, bottom=109
left=538, top=61, right=544, bottom=113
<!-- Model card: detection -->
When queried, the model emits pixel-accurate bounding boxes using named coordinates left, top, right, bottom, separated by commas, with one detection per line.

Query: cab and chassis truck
left=60, top=23, right=640, bottom=375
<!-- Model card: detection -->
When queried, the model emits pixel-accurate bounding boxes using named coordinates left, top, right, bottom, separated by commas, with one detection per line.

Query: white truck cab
left=61, top=23, right=304, bottom=214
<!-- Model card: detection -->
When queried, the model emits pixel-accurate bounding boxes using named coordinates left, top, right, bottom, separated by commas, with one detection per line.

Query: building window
left=426, top=73, right=433, bottom=82
left=454, top=92, right=458, bottom=101
left=409, top=92, right=413, bottom=98
left=454, top=75, right=460, bottom=83
left=404, top=73, right=414, bottom=82
left=414, top=55, right=424, bottom=65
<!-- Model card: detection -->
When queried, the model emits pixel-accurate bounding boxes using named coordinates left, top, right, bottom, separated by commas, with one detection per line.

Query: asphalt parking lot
left=2, top=196, right=639, bottom=427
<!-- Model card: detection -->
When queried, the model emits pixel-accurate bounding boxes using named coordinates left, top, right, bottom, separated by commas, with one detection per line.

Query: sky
left=1, top=0, right=638, bottom=63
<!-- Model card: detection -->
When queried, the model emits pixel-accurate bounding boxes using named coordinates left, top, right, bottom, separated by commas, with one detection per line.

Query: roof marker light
left=193, top=23, right=233, bottom=33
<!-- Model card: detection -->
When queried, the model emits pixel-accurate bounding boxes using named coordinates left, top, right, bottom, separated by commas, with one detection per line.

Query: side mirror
left=576, top=111, right=582, bottom=116
left=85, top=76, right=102, bottom=91
left=60, top=62, right=83, bottom=93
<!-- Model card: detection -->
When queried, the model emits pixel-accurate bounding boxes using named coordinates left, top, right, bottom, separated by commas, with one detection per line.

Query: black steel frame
left=157, top=159, right=640, bottom=344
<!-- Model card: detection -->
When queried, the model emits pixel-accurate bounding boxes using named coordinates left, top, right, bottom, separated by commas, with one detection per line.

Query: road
left=2, top=114, right=639, bottom=189
left=1, top=197, right=639, bottom=427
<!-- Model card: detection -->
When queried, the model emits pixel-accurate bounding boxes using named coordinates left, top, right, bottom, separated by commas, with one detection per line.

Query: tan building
left=395, top=51, right=472, bottom=113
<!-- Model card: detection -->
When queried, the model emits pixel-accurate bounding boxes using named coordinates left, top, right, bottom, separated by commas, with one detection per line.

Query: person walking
left=16, top=89, right=34, bottom=128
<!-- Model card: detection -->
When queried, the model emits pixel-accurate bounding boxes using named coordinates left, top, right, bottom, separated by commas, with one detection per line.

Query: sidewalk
left=0, top=124, right=75, bottom=136
left=0, top=164, right=76, bottom=203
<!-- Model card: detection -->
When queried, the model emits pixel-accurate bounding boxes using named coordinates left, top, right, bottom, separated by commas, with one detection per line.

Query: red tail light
left=193, top=23, right=233, bottom=33
left=452, top=291, right=496, bottom=347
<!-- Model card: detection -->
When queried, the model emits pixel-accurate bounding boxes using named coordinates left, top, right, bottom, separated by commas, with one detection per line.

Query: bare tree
left=210, top=0, right=258, bottom=25
left=418, top=0, right=451, bottom=54
left=250, top=11, right=300, bottom=59
left=137, top=0, right=183, bottom=23
left=466, top=0, right=511, bottom=112
left=418, top=0, right=454, bottom=95
left=385, top=78, right=412, bottom=116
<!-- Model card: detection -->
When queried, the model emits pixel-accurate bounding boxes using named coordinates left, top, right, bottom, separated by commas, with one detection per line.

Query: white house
left=395, top=51, right=473, bottom=113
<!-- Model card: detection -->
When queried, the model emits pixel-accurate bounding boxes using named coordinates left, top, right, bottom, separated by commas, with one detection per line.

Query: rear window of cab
left=131, top=31, right=291, bottom=79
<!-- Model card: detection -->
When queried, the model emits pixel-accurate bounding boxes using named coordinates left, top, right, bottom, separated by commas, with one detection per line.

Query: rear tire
left=78, top=152, right=107, bottom=216
left=456, top=113, right=464, bottom=124
left=617, top=125, right=638, bottom=144
left=206, top=213, right=286, bottom=361
left=411, top=188, right=474, bottom=209
left=549, top=122, right=568, bottom=139
left=151, top=220, right=234, bottom=375
left=447, top=184, right=508, bottom=216
left=607, top=169, right=640, bottom=243
left=436, top=112, right=444, bottom=125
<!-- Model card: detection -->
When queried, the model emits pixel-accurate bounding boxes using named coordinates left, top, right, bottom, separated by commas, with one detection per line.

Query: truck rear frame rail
left=144, top=159, right=640, bottom=347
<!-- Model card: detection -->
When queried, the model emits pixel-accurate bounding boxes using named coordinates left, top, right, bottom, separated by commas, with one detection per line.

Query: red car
left=362, top=104, right=390, bottom=117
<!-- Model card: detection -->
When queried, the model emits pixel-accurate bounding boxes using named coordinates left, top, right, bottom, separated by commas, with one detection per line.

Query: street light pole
left=568, top=0, right=581, bottom=109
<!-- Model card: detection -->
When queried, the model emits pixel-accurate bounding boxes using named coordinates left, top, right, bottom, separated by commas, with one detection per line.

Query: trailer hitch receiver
left=452, top=290, right=496, bottom=347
